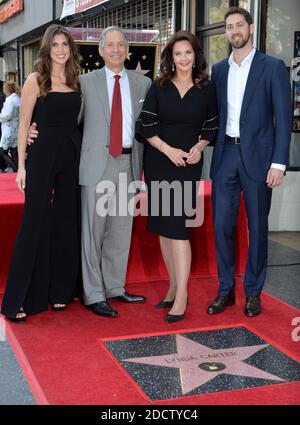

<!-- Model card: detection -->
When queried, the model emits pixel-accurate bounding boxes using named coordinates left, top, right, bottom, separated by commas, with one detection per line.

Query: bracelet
left=158, top=141, right=165, bottom=152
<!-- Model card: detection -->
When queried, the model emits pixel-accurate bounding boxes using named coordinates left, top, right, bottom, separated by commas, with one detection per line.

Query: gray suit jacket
left=78, top=68, right=151, bottom=186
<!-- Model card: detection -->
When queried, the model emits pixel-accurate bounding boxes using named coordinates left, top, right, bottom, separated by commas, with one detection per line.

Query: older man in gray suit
left=28, top=27, right=151, bottom=317
left=79, top=27, right=151, bottom=317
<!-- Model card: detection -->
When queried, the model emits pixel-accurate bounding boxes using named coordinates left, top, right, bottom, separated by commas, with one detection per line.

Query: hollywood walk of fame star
left=123, top=334, right=285, bottom=394
left=134, top=61, right=150, bottom=76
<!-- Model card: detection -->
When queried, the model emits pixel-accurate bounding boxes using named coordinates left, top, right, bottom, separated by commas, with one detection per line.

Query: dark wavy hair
left=157, top=31, right=209, bottom=88
left=34, top=24, right=81, bottom=98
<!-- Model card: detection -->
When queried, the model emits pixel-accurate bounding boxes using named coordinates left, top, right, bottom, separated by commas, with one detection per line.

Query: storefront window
left=23, top=41, right=40, bottom=80
left=86, top=0, right=173, bottom=73
left=204, top=0, right=229, bottom=25
left=266, top=0, right=300, bottom=168
left=238, top=0, right=251, bottom=11
left=266, top=0, right=296, bottom=65
left=2, top=48, right=18, bottom=82
left=204, top=33, right=227, bottom=72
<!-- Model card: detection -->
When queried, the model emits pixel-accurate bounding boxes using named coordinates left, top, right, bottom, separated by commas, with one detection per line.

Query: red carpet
left=1, top=278, right=300, bottom=405
left=0, top=174, right=24, bottom=293
left=1, top=173, right=299, bottom=405
left=0, top=174, right=248, bottom=292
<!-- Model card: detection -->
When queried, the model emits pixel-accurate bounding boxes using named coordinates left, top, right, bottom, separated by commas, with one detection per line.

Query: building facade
left=0, top=0, right=63, bottom=83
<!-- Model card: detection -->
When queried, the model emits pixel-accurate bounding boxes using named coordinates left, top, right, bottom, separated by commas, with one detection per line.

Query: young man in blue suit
left=207, top=7, right=292, bottom=317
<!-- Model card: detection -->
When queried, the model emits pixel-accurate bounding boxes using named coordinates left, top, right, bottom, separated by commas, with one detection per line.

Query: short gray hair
left=98, top=26, right=128, bottom=48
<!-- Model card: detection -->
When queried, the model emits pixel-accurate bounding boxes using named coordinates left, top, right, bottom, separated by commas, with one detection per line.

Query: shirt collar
left=228, top=47, right=256, bottom=67
left=105, top=66, right=127, bottom=80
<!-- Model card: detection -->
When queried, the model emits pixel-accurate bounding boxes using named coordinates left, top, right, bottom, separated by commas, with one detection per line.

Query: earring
left=172, top=63, right=175, bottom=72
left=193, top=62, right=195, bottom=68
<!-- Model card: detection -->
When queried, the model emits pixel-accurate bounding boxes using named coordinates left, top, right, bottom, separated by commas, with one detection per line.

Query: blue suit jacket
left=210, top=50, right=292, bottom=182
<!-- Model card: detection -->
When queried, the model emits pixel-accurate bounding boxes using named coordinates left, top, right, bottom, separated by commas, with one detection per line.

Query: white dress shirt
left=226, top=48, right=285, bottom=171
left=105, top=66, right=133, bottom=148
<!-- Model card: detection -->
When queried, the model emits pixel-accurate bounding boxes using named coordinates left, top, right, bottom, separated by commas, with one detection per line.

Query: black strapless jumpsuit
left=1, top=92, right=82, bottom=317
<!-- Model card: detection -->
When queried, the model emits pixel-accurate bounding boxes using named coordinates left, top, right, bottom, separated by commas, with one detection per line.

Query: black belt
left=121, top=147, right=132, bottom=154
left=224, top=135, right=240, bottom=144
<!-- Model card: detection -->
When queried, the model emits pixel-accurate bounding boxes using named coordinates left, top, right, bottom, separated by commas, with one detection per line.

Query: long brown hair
left=34, top=24, right=81, bottom=98
left=4, top=80, right=21, bottom=96
left=158, top=31, right=209, bottom=88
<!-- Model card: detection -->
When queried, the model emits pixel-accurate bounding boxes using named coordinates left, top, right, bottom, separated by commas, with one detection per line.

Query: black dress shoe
left=207, top=292, right=235, bottom=315
left=88, top=301, right=118, bottom=318
left=113, top=292, right=146, bottom=303
left=156, top=300, right=174, bottom=309
left=245, top=296, right=261, bottom=317
left=166, top=313, right=184, bottom=323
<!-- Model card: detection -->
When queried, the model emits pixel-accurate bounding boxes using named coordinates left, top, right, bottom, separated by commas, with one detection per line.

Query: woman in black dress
left=136, top=31, right=218, bottom=323
left=1, top=25, right=82, bottom=322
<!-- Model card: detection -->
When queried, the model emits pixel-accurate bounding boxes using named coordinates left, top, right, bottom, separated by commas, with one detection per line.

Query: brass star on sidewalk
left=123, top=334, right=285, bottom=394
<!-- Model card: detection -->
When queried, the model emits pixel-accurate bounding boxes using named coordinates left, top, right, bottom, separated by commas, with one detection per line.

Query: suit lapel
left=240, top=51, right=265, bottom=119
left=221, top=61, right=230, bottom=116
left=127, top=70, right=138, bottom=120
left=92, top=68, right=110, bottom=126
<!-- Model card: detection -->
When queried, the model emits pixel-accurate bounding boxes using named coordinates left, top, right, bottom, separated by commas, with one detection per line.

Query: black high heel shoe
left=7, top=307, right=27, bottom=323
left=165, top=313, right=184, bottom=323
left=51, top=304, right=66, bottom=312
left=165, top=297, right=188, bottom=323
left=156, top=300, right=174, bottom=309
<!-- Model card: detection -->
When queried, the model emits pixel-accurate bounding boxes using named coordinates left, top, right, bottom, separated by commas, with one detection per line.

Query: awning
left=60, top=0, right=110, bottom=20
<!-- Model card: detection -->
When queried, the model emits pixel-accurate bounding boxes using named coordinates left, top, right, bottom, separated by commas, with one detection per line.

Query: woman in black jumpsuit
left=1, top=25, right=82, bottom=322
left=136, top=31, right=218, bottom=323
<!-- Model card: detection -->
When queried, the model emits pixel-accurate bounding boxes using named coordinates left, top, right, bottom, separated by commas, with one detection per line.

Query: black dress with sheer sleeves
left=1, top=91, right=82, bottom=318
left=136, top=80, right=218, bottom=240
